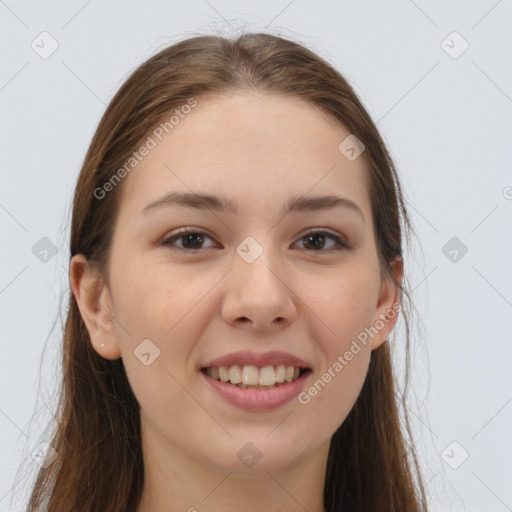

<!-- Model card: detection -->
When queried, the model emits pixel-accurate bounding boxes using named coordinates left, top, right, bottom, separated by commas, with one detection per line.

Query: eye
left=161, top=228, right=350, bottom=253
left=293, top=229, right=349, bottom=254
left=161, top=228, right=217, bottom=251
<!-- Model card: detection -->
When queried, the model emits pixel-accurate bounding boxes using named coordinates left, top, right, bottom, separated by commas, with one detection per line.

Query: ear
left=370, top=256, right=403, bottom=351
left=69, top=254, right=122, bottom=360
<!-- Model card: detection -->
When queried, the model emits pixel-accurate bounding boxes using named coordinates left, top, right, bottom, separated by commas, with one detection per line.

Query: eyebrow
left=142, top=192, right=365, bottom=220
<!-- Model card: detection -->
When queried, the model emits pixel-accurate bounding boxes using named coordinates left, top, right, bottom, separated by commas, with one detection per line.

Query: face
left=72, top=93, right=401, bottom=477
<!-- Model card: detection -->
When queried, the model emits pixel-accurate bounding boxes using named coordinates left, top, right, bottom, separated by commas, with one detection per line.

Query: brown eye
left=161, top=228, right=349, bottom=254
left=295, top=230, right=349, bottom=253
left=161, top=229, right=216, bottom=251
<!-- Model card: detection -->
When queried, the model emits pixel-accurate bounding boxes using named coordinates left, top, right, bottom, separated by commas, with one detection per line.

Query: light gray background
left=1, top=1, right=511, bottom=511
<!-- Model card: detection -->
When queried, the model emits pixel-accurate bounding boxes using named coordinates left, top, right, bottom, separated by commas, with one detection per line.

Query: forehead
left=119, top=93, right=371, bottom=222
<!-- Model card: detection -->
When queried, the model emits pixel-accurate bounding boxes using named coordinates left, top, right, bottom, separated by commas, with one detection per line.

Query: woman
left=26, top=32, right=428, bottom=511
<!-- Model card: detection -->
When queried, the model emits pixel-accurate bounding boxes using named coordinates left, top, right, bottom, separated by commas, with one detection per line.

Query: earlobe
left=370, top=257, right=404, bottom=351
left=69, top=254, right=122, bottom=360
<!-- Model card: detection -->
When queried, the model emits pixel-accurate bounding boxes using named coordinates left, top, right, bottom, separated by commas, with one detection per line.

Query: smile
left=200, top=365, right=312, bottom=411
left=201, top=364, right=309, bottom=389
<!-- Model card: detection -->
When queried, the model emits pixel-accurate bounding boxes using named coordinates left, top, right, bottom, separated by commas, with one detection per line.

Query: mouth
left=199, top=350, right=313, bottom=410
left=200, top=364, right=312, bottom=390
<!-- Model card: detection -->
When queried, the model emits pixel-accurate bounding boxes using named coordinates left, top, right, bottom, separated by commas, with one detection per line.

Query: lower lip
left=201, top=371, right=310, bottom=411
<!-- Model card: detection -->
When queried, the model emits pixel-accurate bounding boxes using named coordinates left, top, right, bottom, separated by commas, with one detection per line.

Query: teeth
left=242, top=365, right=259, bottom=385
left=229, top=365, right=242, bottom=384
left=275, top=365, right=286, bottom=383
left=219, top=366, right=229, bottom=383
left=259, top=366, right=275, bottom=386
left=206, top=364, right=305, bottom=386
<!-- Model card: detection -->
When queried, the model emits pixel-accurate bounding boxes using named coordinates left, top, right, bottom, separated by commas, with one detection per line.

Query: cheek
left=307, top=264, right=379, bottom=349
left=299, top=275, right=376, bottom=431
left=300, top=348, right=371, bottom=439
left=113, top=259, right=207, bottom=346
left=295, top=264, right=377, bottom=432
left=115, top=265, right=210, bottom=433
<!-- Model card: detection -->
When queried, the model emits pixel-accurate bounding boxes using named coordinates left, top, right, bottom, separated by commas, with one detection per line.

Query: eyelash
left=160, top=228, right=350, bottom=254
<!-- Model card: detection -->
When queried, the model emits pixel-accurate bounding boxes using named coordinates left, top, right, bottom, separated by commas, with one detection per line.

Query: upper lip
left=202, top=350, right=312, bottom=369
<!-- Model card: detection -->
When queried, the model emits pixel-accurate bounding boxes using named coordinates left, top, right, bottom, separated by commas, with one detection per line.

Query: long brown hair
left=23, top=32, right=428, bottom=511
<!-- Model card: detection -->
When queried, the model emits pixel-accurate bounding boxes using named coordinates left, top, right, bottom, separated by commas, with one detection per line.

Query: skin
left=70, top=92, right=402, bottom=512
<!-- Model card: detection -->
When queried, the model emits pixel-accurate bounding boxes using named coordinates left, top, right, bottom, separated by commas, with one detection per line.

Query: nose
left=221, top=251, right=297, bottom=332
